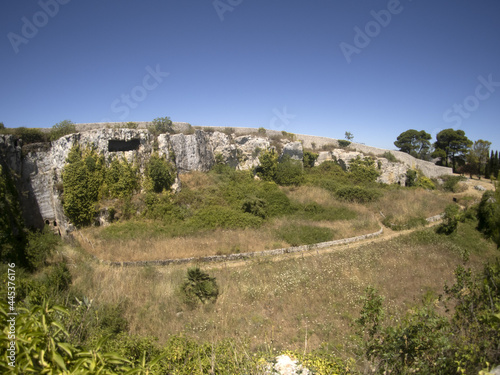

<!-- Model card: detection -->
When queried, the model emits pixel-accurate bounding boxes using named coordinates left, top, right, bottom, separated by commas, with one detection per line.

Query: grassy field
left=67, top=217, right=498, bottom=358
left=75, top=174, right=458, bottom=262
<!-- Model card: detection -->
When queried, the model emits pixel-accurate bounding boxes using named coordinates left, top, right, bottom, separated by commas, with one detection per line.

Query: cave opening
left=108, top=139, right=140, bottom=152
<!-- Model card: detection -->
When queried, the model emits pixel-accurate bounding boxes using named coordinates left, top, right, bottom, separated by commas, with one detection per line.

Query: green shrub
left=303, top=151, right=318, bottom=168
left=189, top=206, right=262, bottom=229
left=180, top=267, right=219, bottom=308
left=62, top=145, right=105, bottom=226
left=436, top=204, right=460, bottom=235
left=50, top=119, right=76, bottom=141
left=257, top=149, right=278, bottom=182
left=257, top=127, right=266, bottom=135
left=477, top=190, right=500, bottom=240
left=335, top=185, right=381, bottom=203
left=241, top=197, right=267, bottom=219
left=146, top=154, right=176, bottom=193
left=416, top=175, right=436, bottom=190
left=275, top=156, right=304, bottom=186
left=382, top=151, right=399, bottom=162
left=125, top=121, right=138, bottom=129
left=25, top=226, right=60, bottom=270
left=348, top=156, right=380, bottom=183
left=406, top=169, right=417, bottom=187
left=104, top=157, right=139, bottom=198
left=14, top=127, right=48, bottom=144
left=275, top=223, right=335, bottom=246
left=442, top=175, right=466, bottom=192
left=338, top=139, right=351, bottom=147
left=151, top=116, right=173, bottom=134
left=47, top=263, right=72, bottom=292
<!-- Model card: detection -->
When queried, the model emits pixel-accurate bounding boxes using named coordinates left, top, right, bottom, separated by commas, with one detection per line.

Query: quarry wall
left=0, top=123, right=452, bottom=235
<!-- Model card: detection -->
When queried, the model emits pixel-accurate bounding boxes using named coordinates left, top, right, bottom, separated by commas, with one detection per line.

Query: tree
left=50, top=120, right=76, bottom=141
left=151, top=116, right=173, bottom=134
left=257, top=149, right=278, bottom=182
left=146, top=154, right=175, bottom=193
left=432, top=129, right=472, bottom=172
left=345, top=131, right=354, bottom=141
left=180, top=267, right=219, bottom=307
left=0, top=122, right=4, bottom=130
left=466, top=140, right=491, bottom=179
left=394, top=129, right=431, bottom=159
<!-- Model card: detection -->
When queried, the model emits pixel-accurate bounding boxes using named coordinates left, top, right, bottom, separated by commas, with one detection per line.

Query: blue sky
left=1, top=0, right=500, bottom=151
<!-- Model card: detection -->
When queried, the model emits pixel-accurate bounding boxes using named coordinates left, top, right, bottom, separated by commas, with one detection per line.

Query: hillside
left=1, top=124, right=499, bottom=374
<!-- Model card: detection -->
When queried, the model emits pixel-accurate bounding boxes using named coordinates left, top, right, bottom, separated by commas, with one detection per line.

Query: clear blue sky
left=1, top=0, right=500, bottom=151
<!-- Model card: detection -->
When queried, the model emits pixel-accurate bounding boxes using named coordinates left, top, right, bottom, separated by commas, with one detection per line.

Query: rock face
left=0, top=125, right=453, bottom=235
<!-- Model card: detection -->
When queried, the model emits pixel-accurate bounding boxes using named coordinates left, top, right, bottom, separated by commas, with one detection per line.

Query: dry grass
left=369, top=188, right=451, bottom=223
left=69, top=224, right=498, bottom=355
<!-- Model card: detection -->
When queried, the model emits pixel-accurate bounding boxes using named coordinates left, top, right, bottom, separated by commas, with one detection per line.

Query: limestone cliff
left=0, top=125, right=453, bottom=235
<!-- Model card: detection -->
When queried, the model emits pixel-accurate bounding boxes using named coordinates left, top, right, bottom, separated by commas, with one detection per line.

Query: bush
left=50, top=120, right=76, bottom=141
left=275, top=157, right=304, bottom=186
left=335, top=185, right=380, bottom=203
left=151, top=116, right=173, bottom=134
left=338, top=140, right=351, bottom=147
left=104, top=157, right=139, bottom=198
left=348, top=156, right=380, bottom=183
left=477, top=190, right=500, bottom=240
left=298, top=202, right=357, bottom=221
left=382, top=151, right=399, bottom=162
left=146, top=154, right=176, bottom=193
left=257, top=127, right=266, bottom=135
left=62, top=146, right=105, bottom=226
left=189, top=206, right=262, bottom=229
left=442, top=175, right=466, bottom=192
left=25, top=226, right=60, bottom=270
left=180, top=267, right=219, bottom=308
left=436, top=204, right=460, bottom=235
left=242, top=197, right=267, bottom=219
left=275, top=223, right=335, bottom=246
left=14, top=127, right=48, bottom=144
left=125, top=122, right=138, bottom=129
left=257, top=149, right=278, bottom=182
left=406, top=169, right=417, bottom=187
left=47, top=263, right=72, bottom=292
left=303, top=151, right=318, bottom=168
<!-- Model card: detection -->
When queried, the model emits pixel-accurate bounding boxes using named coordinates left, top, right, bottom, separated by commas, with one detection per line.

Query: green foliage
left=125, top=121, right=138, bottom=129
left=241, top=196, right=267, bottom=219
left=436, top=204, right=460, bottom=235
left=25, top=226, right=60, bottom=270
left=222, top=127, right=234, bottom=136
left=356, top=286, right=385, bottom=339
left=15, top=127, right=48, bottom=144
left=281, top=130, right=296, bottom=141
left=406, top=169, right=417, bottom=187
left=50, top=120, right=76, bottom=141
left=477, top=190, right=500, bottom=244
left=416, top=175, right=436, bottom=190
left=432, top=128, right=473, bottom=171
left=62, top=145, right=105, bottom=226
left=382, top=214, right=427, bottom=231
left=345, top=131, right=354, bottom=141
left=189, top=206, right=262, bottom=229
left=394, top=129, right=431, bottom=159
left=257, top=149, right=279, bottom=181
left=180, top=267, right=219, bottom=308
left=296, top=202, right=357, bottom=222
left=0, top=165, right=27, bottom=266
left=335, top=185, right=381, bottom=203
left=275, top=156, right=304, bottom=186
left=151, top=116, right=173, bottom=134
left=275, top=223, right=334, bottom=246
left=381, top=151, right=399, bottom=162
left=303, top=151, right=318, bottom=168
left=338, top=139, right=351, bottom=147
left=104, top=157, right=139, bottom=198
left=146, top=154, right=175, bottom=193
left=348, top=156, right=380, bottom=183
left=442, top=175, right=466, bottom=192
left=257, top=127, right=266, bottom=135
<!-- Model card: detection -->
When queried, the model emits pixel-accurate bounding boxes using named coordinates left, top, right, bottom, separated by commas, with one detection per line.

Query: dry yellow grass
left=69, top=225, right=498, bottom=355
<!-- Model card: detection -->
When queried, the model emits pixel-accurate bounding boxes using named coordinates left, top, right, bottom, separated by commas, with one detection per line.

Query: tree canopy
left=394, top=129, right=431, bottom=159
left=432, top=129, right=472, bottom=171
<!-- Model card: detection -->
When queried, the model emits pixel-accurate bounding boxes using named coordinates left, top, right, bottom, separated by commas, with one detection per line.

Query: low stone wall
left=104, top=227, right=384, bottom=267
